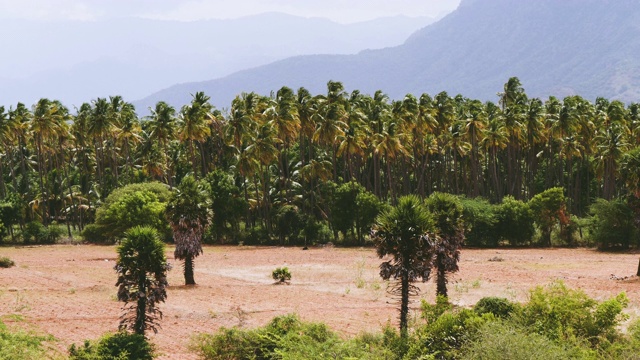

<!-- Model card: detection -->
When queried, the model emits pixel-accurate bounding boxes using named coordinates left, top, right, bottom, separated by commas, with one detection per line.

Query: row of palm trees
left=1, top=77, right=639, bottom=234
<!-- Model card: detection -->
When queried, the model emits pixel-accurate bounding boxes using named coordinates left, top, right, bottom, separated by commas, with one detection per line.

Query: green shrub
left=407, top=309, right=489, bottom=360
left=517, top=281, right=628, bottom=346
left=421, top=295, right=452, bottom=324
left=80, top=224, right=108, bottom=243
left=69, top=331, right=156, bottom=360
left=192, top=314, right=396, bottom=360
left=0, top=256, right=15, bottom=268
left=274, top=205, right=303, bottom=245
left=47, top=224, right=65, bottom=243
left=473, top=297, right=517, bottom=319
left=272, top=267, right=292, bottom=283
left=242, top=225, right=271, bottom=245
left=459, top=321, right=596, bottom=360
left=0, top=320, right=54, bottom=360
left=22, top=221, right=51, bottom=244
left=496, top=196, right=535, bottom=246
left=459, top=197, right=498, bottom=247
left=83, top=182, right=171, bottom=243
left=588, top=198, right=637, bottom=249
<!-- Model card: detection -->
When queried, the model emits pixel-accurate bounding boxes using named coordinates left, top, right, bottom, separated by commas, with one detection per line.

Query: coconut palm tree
left=179, top=92, right=213, bottom=177
left=147, top=101, right=177, bottom=186
left=30, top=98, right=69, bottom=225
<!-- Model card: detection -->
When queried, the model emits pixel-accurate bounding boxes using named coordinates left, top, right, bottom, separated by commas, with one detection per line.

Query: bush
left=242, top=225, right=271, bottom=245
left=272, top=267, right=292, bottom=283
left=69, top=331, right=156, bottom=360
left=22, top=221, right=55, bottom=244
left=495, top=196, right=535, bottom=246
left=473, top=297, right=516, bottom=319
left=406, top=309, right=489, bottom=360
left=459, top=321, right=596, bottom=360
left=192, top=314, right=395, bottom=360
left=421, top=295, right=452, bottom=324
left=517, top=281, right=628, bottom=346
left=80, top=224, right=108, bottom=244
left=459, top=197, right=498, bottom=247
left=0, top=256, right=15, bottom=268
left=83, top=182, right=171, bottom=243
left=0, top=320, right=54, bottom=360
left=588, top=198, right=637, bottom=249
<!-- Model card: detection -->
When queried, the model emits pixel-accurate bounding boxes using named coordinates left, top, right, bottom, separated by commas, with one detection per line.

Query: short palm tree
left=371, top=195, right=436, bottom=335
left=115, top=226, right=170, bottom=335
left=425, top=192, right=465, bottom=298
left=165, top=175, right=209, bottom=285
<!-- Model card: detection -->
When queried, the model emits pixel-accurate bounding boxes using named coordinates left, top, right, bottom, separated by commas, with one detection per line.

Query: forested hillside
left=1, top=78, right=639, bottom=247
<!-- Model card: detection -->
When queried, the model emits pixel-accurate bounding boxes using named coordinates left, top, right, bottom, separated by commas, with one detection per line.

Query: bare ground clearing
left=1, top=245, right=639, bottom=359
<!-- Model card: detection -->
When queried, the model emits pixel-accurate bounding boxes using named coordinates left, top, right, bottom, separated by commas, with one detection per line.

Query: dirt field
left=1, top=245, right=639, bottom=359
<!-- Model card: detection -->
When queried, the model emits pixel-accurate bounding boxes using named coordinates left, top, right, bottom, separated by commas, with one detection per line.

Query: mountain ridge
left=135, top=0, right=640, bottom=112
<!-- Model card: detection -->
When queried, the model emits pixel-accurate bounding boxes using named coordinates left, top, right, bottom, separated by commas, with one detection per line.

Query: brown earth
left=1, top=245, right=639, bottom=359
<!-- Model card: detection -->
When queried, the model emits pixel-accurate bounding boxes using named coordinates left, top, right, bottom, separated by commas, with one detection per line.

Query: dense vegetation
left=191, top=283, right=639, bottom=360
left=1, top=78, right=639, bottom=247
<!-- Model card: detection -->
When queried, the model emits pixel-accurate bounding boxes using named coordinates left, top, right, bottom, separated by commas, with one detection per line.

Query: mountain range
left=0, top=13, right=434, bottom=108
left=136, top=0, right=640, bottom=112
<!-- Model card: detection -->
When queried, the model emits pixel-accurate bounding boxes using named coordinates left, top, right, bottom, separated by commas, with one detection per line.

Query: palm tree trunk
left=136, top=275, right=147, bottom=335
left=436, top=253, right=448, bottom=298
left=399, top=268, right=410, bottom=337
left=184, top=255, right=196, bottom=285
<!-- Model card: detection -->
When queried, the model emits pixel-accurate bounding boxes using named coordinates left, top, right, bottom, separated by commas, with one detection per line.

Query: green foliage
left=0, top=193, right=22, bottom=239
left=459, top=321, right=596, bottom=360
left=473, top=297, right=516, bottom=319
left=330, top=181, right=385, bottom=245
left=425, top=192, right=465, bottom=298
left=85, top=182, right=171, bottom=243
left=274, top=205, right=303, bottom=245
left=495, top=196, right=535, bottom=246
left=21, top=221, right=62, bottom=244
left=0, top=319, right=54, bottom=360
left=372, top=195, right=436, bottom=334
left=529, top=187, right=569, bottom=246
left=421, top=295, right=452, bottom=324
left=272, top=267, right=292, bottom=283
left=424, top=192, right=464, bottom=238
left=192, top=314, right=396, bottom=360
left=165, top=175, right=208, bottom=285
left=0, top=256, right=15, bottom=268
left=115, top=226, right=170, bottom=335
left=458, top=197, right=498, bottom=247
left=517, top=281, right=628, bottom=345
left=80, top=224, right=108, bottom=243
left=203, top=170, right=247, bottom=243
left=588, top=198, right=637, bottom=249
left=69, top=331, right=156, bottom=360
left=407, top=308, right=489, bottom=360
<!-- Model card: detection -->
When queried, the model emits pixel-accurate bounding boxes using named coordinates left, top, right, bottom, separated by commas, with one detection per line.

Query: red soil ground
left=1, top=245, right=639, bottom=359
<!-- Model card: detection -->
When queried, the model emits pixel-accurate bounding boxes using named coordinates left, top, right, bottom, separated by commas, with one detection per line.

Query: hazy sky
left=0, top=0, right=461, bottom=23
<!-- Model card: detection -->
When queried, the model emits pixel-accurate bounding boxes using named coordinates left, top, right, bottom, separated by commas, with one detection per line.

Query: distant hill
left=0, top=13, right=433, bottom=108
left=136, top=0, right=640, bottom=112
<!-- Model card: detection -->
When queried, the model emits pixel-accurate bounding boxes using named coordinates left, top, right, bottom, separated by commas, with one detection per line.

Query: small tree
left=372, top=195, right=436, bottom=336
left=496, top=196, right=535, bottom=246
left=115, top=226, right=170, bottom=335
left=165, top=175, right=209, bottom=285
left=85, top=182, right=172, bottom=243
left=425, top=192, right=465, bottom=298
left=588, top=198, right=636, bottom=249
left=529, top=187, right=569, bottom=247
